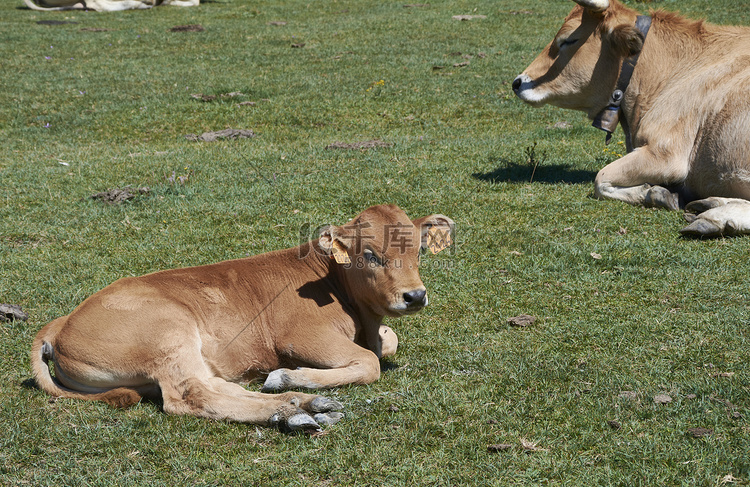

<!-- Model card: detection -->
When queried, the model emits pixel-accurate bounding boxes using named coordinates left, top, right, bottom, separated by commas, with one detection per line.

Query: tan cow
left=512, top=0, right=750, bottom=237
left=31, top=205, right=453, bottom=432
left=24, top=0, right=197, bottom=12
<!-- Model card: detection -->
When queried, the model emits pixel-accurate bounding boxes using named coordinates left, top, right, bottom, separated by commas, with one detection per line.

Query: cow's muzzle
left=403, top=289, right=427, bottom=309
left=511, top=74, right=544, bottom=106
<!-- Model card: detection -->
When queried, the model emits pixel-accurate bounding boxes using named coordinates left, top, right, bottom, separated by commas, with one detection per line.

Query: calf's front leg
left=262, top=332, right=381, bottom=392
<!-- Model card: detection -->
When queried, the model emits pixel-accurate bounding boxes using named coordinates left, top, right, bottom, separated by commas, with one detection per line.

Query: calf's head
left=512, top=0, right=644, bottom=119
left=319, top=205, right=453, bottom=318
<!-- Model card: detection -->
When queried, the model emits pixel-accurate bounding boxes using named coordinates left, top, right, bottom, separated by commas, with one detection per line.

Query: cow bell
left=592, top=89, right=623, bottom=144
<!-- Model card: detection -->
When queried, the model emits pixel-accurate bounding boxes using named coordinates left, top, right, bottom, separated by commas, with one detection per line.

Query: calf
left=513, top=0, right=750, bottom=236
left=31, top=205, right=453, bottom=432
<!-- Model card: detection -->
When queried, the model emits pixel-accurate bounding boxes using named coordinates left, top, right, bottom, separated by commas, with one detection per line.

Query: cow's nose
left=403, top=289, right=427, bottom=307
left=512, top=76, right=523, bottom=93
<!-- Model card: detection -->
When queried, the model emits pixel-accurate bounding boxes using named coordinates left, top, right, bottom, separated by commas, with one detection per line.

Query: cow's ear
left=607, top=24, right=644, bottom=58
left=318, top=225, right=349, bottom=252
left=412, top=214, right=455, bottom=253
left=318, top=225, right=352, bottom=263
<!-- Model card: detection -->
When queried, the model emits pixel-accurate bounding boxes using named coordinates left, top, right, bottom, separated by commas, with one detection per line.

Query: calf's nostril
left=403, top=289, right=427, bottom=305
left=512, top=77, right=522, bottom=92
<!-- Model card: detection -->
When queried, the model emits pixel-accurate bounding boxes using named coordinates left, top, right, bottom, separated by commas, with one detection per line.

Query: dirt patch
left=507, top=314, right=536, bottom=327
left=487, top=444, right=513, bottom=453
left=325, top=139, right=393, bottom=150
left=452, top=14, right=487, bottom=21
left=37, top=20, right=78, bottom=25
left=687, top=427, right=713, bottom=438
left=91, top=186, right=150, bottom=205
left=80, top=27, right=113, bottom=32
left=185, top=129, right=256, bottom=142
left=0, top=304, right=28, bottom=322
left=170, top=24, right=204, bottom=32
left=190, top=92, right=245, bottom=102
left=653, top=394, right=672, bottom=405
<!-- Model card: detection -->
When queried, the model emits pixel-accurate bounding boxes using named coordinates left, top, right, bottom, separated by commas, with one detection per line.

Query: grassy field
left=1, top=0, right=749, bottom=485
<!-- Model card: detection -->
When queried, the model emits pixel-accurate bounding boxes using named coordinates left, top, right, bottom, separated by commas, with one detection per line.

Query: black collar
left=592, top=15, right=652, bottom=144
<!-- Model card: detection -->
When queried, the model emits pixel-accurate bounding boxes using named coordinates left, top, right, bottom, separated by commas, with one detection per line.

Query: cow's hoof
left=262, top=369, right=290, bottom=392
left=313, top=411, right=344, bottom=426
left=680, top=219, right=723, bottom=238
left=644, top=185, right=679, bottom=210
left=269, top=411, right=321, bottom=433
left=309, top=396, right=344, bottom=413
left=685, top=197, right=727, bottom=214
left=287, top=413, right=322, bottom=432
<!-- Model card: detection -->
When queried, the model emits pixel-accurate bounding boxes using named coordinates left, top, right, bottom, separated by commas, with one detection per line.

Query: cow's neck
left=621, top=12, right=709, bottom=150
left=304, top=241, right=385, bottom=353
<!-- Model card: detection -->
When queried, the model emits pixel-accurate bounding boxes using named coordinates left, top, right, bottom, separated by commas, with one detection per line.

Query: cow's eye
left=364, top=250, right=381, bottom=266
left=559, top=38, right=578, bottom=48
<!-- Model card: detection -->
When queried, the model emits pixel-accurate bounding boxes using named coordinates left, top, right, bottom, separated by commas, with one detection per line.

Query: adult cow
left=512, top=0, right=750, bottom=237
left=31, top=205, right=453, bottom=432
left=24, top=0, right=197, bottom=12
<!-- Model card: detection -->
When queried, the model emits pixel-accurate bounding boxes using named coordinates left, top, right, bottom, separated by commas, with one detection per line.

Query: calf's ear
left=318, top=225, right=348, bottom=252
left=318, top=225, right=352, bottom=264
left=412, top=214, right=455, bottom=252
left=607, top=24, right=644, bottom=58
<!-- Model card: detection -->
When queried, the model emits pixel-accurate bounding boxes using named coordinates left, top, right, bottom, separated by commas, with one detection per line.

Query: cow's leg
left=379, top=325, right=398, bottom=358
left=594, top=148, right=690, bottom=210
left=155, top=346, right=343, bottom=430
left=681, top=197, right=750, bottom=237
left=262, top=332, right=381, bottom=392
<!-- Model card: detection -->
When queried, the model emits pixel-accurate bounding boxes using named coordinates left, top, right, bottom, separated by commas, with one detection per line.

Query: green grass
left=1, top=0, right=749, bottom=485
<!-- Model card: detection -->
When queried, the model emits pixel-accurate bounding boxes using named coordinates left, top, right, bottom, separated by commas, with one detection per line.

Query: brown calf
left=31, top=205, right=453, bottom=432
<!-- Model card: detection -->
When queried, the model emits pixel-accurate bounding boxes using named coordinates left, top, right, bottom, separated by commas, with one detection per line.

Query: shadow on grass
left=473, top=159, right=598, bottom=185
left=380, top=358, right=400, bottom=373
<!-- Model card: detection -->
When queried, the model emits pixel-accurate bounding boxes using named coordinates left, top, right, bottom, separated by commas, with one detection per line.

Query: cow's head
left=318, top=205, right=453, bottom=318
left=512, top=0, right=644, bottom=119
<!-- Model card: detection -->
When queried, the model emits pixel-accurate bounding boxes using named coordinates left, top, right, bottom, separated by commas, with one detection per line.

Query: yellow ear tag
left=427, top=226, right=452, bottom=254
left=331, top=240, right=351, bottom=264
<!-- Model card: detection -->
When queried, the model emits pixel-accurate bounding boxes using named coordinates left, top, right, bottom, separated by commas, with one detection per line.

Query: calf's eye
left=364, top=250, right=381, bottom=267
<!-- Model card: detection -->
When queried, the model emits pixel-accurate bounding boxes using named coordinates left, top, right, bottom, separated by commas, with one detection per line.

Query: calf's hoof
left=270, top=411, right=322, bottom=433
left=261, top=369, right=290, bottom=392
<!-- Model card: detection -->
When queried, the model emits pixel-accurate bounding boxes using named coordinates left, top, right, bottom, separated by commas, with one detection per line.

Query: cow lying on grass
left=24, top=0, right=197, bottom=12
left=31, top=205, right=453, bottom=432
left=513, top=0, right=750, bottom=237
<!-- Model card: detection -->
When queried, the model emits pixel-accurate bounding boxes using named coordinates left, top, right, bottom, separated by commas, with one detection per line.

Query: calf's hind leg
left=159, top=375, right=343, bottom=431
